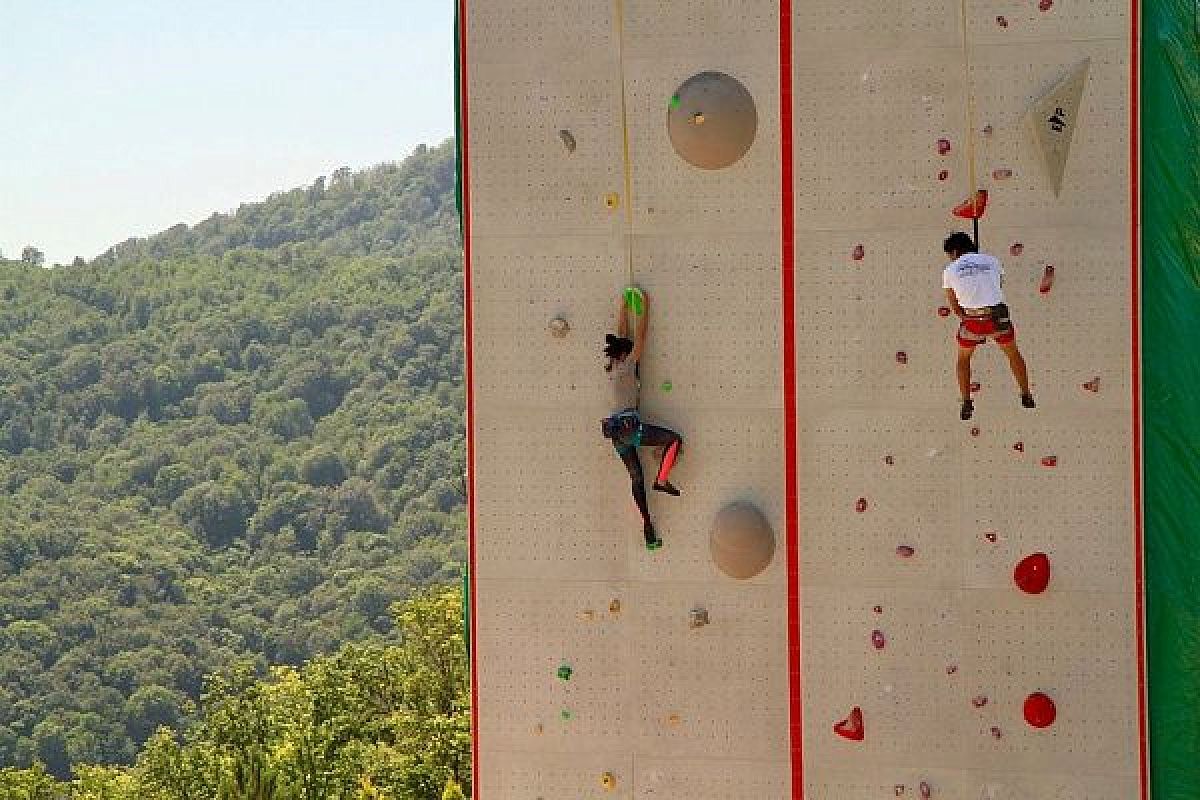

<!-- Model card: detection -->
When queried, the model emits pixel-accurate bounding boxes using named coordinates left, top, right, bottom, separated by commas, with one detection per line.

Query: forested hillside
left=0, top=140, right=467, bottom=778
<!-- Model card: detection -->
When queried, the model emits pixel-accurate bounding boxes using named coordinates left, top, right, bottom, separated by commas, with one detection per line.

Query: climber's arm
left=944, top=287, right=966, bottom=319
left=631, top=291, right=649, bottom=363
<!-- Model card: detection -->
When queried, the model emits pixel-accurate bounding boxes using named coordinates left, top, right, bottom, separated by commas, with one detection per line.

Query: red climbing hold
left=873, top=604, right=884, bottom=614
left=972, top=694, right=989, bottom=708
left=1024, top=692, right=1057, bottom=728
left=1014, top=552, right=1051, bottom=594
left=937, top=169, right=949, bottom=181
left=920, top=781, right=933, bottom=799
left=1041, top=455, right=1058, bottom=467
left=834, top=706, right=865, bottom=741
left=937, top=306, right=952, bottom=317
left=852, top=244, right=866, bottom=261
left=984, top=530, right=998, bottom=543
left=896, top=545, right=915, bottom=558
left=871, top=630, right=886, bottom=650
left=996, top=14, right=1008, bottom=27
left=952, top=190, right=989, bottom=220
left=990, top=726, right=1004, bottom=739
left=1013, top=441, right=1025, bottom=453
left=936, top=138, right=951, bottom=155
left=1039, top=265, right=1056, bottom=293
left=1083, top=377, right=1100, bottom=393
left=896, top=351, right=908, bottom=364
left=970, top=381, right=981, bottom=393
left=1009, top=242, right=1024, bottom=256
left=856, top=497, right=869, bottom=513
left=1038, top=0, right=1053, bottom=10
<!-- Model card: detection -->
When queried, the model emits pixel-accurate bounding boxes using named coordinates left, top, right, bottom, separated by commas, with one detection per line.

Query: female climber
left=601, top=289, right=683, bottom=551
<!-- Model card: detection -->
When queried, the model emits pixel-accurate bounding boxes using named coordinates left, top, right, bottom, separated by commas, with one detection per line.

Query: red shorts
left=957, top=311, right=1016, bottom=348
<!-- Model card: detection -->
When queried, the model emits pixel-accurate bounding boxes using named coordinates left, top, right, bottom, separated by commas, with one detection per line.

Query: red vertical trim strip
left=457, top=1, right=481, bottom=797
left=779, top=1, right=802, bottom=797
left=1130, top=1, right=1148, bottom=796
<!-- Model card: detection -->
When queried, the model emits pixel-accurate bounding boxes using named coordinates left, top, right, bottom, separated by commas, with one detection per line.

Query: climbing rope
left=614, top=0, right=636, bottom=286
left=958, top=0, right=982, bottom=243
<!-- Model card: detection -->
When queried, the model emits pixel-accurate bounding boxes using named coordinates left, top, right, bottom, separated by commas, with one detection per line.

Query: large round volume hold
left=710, top=502, right=775, bottom=579
left=667, top=72, right=758, bottom=170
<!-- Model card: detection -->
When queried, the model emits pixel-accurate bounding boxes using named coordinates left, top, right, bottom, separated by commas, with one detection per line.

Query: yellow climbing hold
left=604, top=192, right=620, bottom=209
left=601, top=772, right=617, bottom=790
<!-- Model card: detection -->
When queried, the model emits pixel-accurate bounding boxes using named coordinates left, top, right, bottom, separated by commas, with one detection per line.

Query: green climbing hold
left=645, top=538, right=663, bottom=552
left=661, top=380, right=673, bottom=392
left=557, top=664, right=573, bottom=681
left=623, top=286, right=645, bottom=316
left=560, top=709, right=573, bottom=721
left=669, top=93, right=681, bottom=109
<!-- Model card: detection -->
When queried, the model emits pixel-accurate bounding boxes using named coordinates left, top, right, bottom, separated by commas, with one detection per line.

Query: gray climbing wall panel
left=461, top=1, right=1146, bottom=797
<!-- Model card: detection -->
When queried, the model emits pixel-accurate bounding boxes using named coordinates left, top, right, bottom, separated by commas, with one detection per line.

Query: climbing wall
left=459, top=1, right=1146, bottom=798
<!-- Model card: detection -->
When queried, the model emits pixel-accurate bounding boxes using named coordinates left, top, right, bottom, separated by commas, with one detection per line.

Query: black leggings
left=616, top=423, right=682, bottom=525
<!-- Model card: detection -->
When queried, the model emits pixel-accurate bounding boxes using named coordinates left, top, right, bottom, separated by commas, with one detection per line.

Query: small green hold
left=560, top=709, right=573, bottom=721
left=669, top=93, right=681, bottom=109
left=623, top=286, right=645, bottom=316
left=557, top=664, right=573, bottom=681
left=661, top=380, right=673, bottom=392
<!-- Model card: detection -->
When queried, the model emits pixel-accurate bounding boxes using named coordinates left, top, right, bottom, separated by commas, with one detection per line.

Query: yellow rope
left=959, top=0, right=980, bottom=214
left=614, top=0, right=635, bottom=286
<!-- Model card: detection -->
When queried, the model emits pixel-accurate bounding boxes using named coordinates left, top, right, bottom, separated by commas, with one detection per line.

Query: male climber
left=600, top=289, right=683, bottom=551
left=941, top=232, right=1035, bottom=420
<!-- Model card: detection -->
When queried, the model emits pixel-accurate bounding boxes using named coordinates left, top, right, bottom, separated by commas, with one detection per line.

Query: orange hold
left=1024, top=692, right=1057, bottom=728
left=1014, top=552, right=1051, bottom=594
left=952, top=190, right=988, bottom=220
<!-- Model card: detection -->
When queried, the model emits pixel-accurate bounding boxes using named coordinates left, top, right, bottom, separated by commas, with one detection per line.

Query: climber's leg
left=618, top=445, right=660, bottom=548
left=640, top=424, right=683, bottom=496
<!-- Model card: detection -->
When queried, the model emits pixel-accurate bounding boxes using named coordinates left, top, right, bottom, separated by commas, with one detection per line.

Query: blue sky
left=0, top=1, right=454, bottom=265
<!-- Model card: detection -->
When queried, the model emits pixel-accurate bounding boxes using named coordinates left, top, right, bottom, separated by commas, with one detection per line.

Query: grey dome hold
left=709, top=502, right=775, bottom=579
left=667, top=72, right=758, bottom=170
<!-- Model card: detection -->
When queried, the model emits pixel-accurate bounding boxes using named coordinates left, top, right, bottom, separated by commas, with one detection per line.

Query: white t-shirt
left=942, top=253, right=1005, bottom=308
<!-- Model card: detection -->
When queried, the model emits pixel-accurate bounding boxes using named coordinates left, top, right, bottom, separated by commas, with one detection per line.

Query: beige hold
left=547, top=317, right=570, bottom=338
left=689, top=607, right=710, bottom=628
left=668, top=71, right=758, bottom=170
left=608, top=598, right=621, bottom=614
left=709, top=502, right=776, bottom=579
left=1028, top=59, right=1090, bottom=196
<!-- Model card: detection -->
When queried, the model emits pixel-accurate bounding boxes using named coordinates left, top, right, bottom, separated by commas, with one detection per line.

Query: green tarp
left=1143, top=0, right=1200, bottom=796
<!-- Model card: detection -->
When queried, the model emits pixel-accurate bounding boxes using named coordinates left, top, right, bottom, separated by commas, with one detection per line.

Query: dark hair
left=943, top=231, right=977, bottom=254
left=603, top=334, right=634, bottom=371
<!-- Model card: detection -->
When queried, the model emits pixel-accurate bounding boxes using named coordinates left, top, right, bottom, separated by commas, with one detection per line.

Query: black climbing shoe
left=960, top=399, right=974, bottom=421
left=644, top=523, right=662, bottom=551
left=653, top=481, right=681, bottom=497
left=1021, top=393, right=1036, bottom=409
